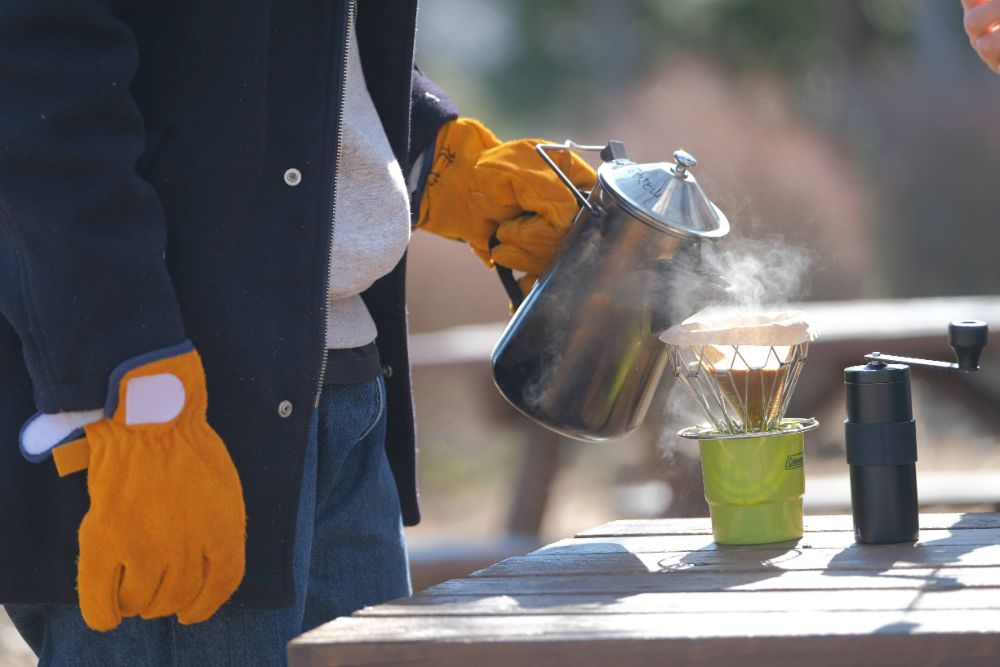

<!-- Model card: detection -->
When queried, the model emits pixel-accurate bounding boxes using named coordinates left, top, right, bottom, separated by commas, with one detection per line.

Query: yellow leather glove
left=417, top=118, right=502, bottom=265
left=416, top=118, right=596, bottom=283
left=50, top=342, right=246, bottom=631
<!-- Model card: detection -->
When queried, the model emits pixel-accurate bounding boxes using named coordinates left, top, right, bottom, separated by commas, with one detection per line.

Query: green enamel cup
left=679, top=418, right=818, bottom=545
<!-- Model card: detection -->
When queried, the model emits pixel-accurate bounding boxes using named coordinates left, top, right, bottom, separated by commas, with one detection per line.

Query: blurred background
left=4, top=1, right=1000, bottom=662
left=401, top=0, right=1000, bottom=591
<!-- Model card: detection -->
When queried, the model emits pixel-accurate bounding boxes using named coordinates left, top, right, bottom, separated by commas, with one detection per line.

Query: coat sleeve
left=0, top=0, right=186, bottom=413
left=407, top=67, right=458, bottom=222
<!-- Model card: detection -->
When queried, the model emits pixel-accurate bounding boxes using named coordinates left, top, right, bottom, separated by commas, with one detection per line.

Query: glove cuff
left=18, top=339, right=196, bottom=464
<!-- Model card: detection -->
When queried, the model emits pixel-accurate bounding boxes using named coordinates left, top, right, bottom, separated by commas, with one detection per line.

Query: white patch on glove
left=124, top=373, right=186, bottom=426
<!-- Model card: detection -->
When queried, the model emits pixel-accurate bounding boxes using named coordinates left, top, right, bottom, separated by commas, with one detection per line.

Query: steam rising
left=715, top=234, right=814, bottom=311
left=650, top=233, right=814, bottom=339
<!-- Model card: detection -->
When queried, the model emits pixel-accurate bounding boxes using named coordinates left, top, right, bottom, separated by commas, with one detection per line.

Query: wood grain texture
left=288, top=513, right=1000, bottom=667
left=357, top=588, right=1000, bottom=616
left=426, top=568, right=1000, bottom=596
left=291, top=635, right=1000, bottom=667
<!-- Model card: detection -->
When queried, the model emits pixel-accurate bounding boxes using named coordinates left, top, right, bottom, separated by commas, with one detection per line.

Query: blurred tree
left=419, top=0, right=1000, bottom=299
left=475, top=0, right=927, bottom=127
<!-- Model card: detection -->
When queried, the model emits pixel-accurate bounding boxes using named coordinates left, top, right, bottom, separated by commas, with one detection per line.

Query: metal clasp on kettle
left=535, top=140, right=628, bottom=217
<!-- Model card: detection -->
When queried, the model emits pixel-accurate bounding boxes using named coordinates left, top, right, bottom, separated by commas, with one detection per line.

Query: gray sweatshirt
left=325, top=24, right=412, bottom=349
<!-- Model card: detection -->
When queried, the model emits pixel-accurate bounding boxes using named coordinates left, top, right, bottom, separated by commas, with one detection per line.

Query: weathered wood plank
left=356, top=588, right=1000, bottom=617
left=426, top=567, right=1000, bottom=596
left=289, top=610, right=1000, bottom=667
left=576, top=513, right=1000, bottom=538
left=288, top=514, right=1000, bottom=667
left=476, top=543, right=1000, bottom=578
left=299, top=608, right=1000, bottom=641
left=290, top=633, right=1000, bottom=667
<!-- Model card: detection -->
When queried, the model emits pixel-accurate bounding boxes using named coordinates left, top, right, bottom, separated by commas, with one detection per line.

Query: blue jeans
left=6, top=375, right=411, bottom=666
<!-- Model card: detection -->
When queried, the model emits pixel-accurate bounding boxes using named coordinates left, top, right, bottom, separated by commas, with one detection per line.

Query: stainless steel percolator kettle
left=491, top=140, right=731, bottom=441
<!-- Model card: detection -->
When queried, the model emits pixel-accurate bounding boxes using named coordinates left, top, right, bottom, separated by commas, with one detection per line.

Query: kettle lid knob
left=672, top=149, right=698, bottom=178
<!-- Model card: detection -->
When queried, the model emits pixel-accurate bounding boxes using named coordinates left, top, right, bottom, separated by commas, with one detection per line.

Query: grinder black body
left=844, top=363, right=918, bottom=544
left=844, top=320, right=988, bottom=545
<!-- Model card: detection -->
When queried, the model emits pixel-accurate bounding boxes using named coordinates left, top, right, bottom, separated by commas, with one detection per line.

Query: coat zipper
left=315, top=0, right=355, bottom=407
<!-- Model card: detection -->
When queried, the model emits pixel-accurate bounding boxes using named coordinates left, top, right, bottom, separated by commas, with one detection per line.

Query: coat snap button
left=278, top=400, right=293, bottom=418
left=283, top=168, right=302, bottom=186
left=381, top=364, right=393, bottom=379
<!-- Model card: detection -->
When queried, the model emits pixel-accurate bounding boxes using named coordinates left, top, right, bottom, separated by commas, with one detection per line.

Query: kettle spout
left=699, top=271, right=734, bottom=302
left=682, top=238, right=736, bottom=315
left=650, top=258, right=731, bottom=334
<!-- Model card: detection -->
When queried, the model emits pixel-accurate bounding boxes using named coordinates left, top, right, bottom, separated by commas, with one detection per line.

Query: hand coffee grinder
left=844, top=320, right=988, bottom=544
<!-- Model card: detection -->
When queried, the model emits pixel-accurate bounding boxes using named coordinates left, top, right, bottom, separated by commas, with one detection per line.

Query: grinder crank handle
left=865, top=320, right=988, bottom=373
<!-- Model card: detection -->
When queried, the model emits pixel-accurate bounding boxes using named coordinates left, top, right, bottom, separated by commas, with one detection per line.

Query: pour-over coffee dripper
left=660, top=311, right=818, bottom=544
left=663, top=311, right=815, bottom=434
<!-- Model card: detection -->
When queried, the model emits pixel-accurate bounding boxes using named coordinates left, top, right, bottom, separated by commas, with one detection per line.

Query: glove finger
left=77, top=543, right=124, bottom=632
left=510, top=180, right=581, bottom=232
left=495, top=218, right=564, bottom=257
left=467, top=189, right=521, bottom=226
left=471, top=244, right=494, bottom=267
left=492, top=244, right=550, bottom=277
left=141, top=550, right=204, bottom=620
left=478, top=138, right=596, bottom=191
left=118, top=559, right=165, bottom=618
left=493, top=220, right=561, bottom=274
left=470, top=139, right=594, bottom=225
left=170, top=428, right=246, bottom=625
left=470, top=173, right=580, bottom=242
left=176, top=547, right=244, bottom=625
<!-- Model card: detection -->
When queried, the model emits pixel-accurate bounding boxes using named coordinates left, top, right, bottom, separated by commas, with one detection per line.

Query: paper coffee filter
left=659, top=309, right=817, bottom=347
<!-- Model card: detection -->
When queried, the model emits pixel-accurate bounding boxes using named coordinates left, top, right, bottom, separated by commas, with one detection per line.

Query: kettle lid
left=598, top=149, right=730, bottom=239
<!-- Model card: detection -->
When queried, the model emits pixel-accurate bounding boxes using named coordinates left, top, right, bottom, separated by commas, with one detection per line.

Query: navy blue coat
left=0, top=0, right=456, bottom=607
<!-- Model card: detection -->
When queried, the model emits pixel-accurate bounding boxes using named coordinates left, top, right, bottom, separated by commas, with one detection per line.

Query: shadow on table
left=661, top=542, right=805, bottom=576
left=439, top=539, right=803, bottom=612
left=408, top=515, right=994, bottom=636
left=820, top=514, right=993, bottom=634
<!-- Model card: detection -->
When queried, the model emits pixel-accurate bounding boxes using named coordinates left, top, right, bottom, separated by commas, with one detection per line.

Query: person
left=963, top=0, right=1000, bottom=72
left=0, top=1, right=594, bottom=664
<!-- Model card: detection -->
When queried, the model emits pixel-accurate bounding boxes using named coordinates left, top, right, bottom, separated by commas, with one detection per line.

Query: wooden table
left=289, top=513, right=1000, bottom=666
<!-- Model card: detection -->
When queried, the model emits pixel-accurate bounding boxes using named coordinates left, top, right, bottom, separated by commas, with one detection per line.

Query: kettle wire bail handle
left=535, top=140, right=622, bottom=217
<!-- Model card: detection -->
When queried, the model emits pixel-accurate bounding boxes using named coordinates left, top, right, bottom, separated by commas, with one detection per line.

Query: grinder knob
left=949, top=320, right=988, bottom=372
